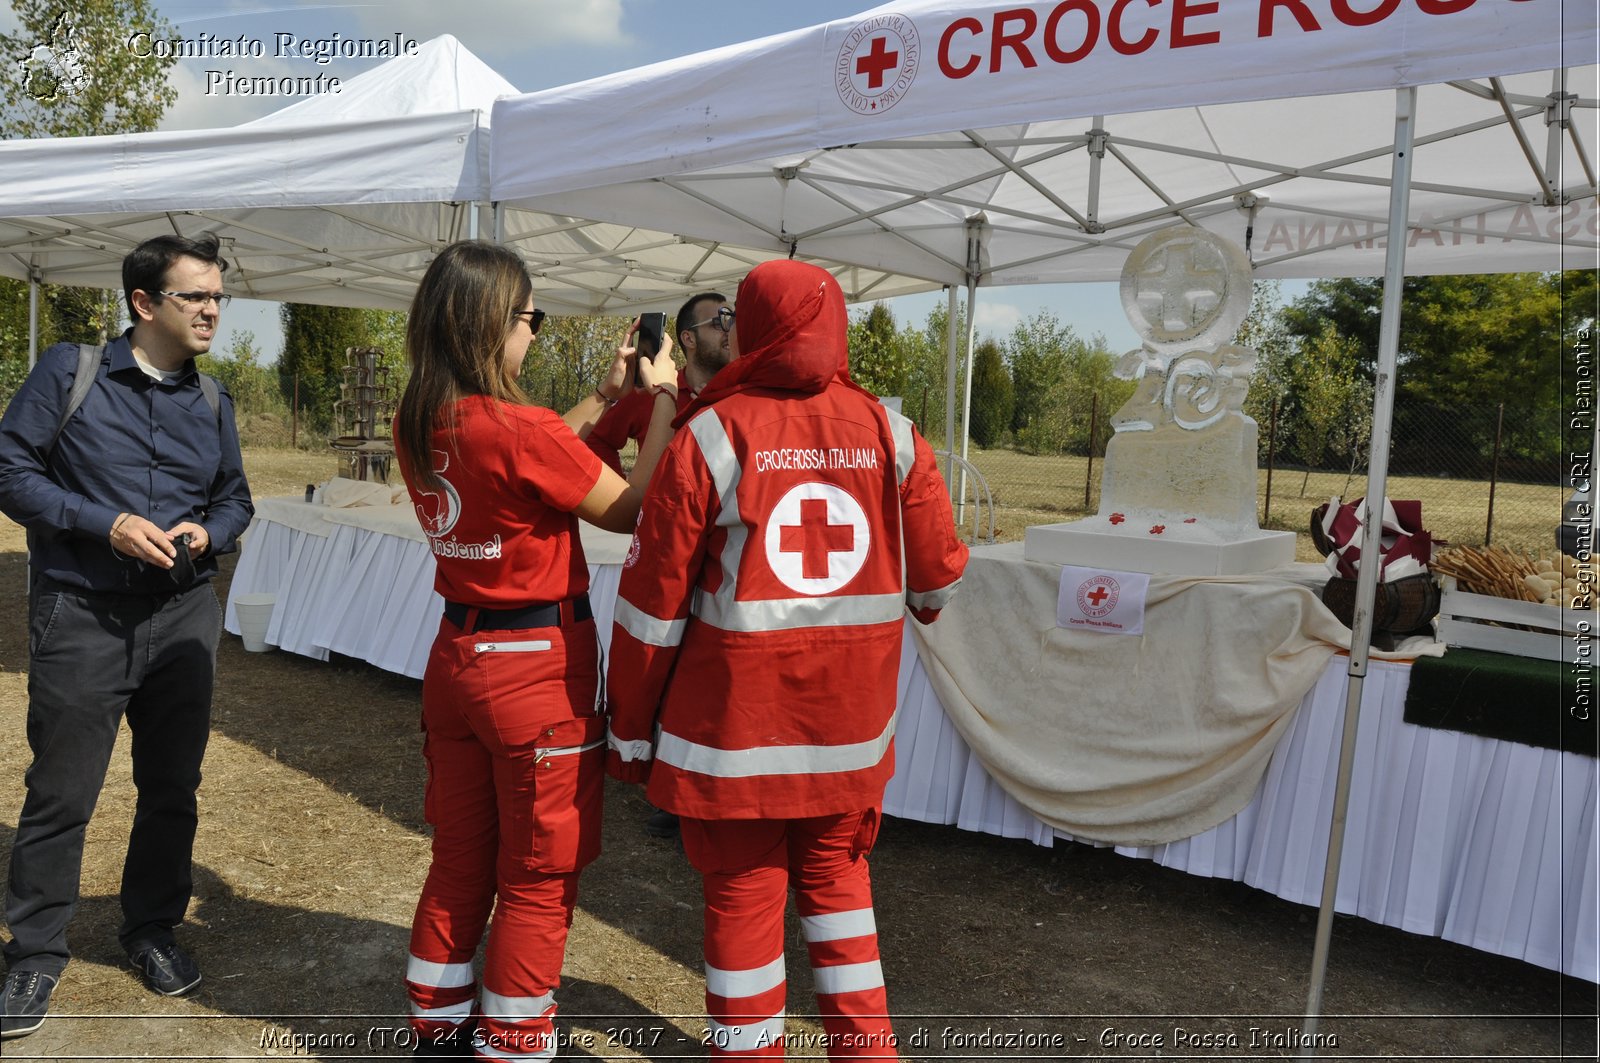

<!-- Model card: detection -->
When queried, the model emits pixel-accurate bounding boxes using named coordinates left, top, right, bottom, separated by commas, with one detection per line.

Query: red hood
left=675, top=260, right=874, bottom=427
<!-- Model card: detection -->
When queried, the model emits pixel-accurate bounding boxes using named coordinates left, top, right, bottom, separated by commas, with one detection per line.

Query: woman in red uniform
left=393, top=241, right=679, bottom=1058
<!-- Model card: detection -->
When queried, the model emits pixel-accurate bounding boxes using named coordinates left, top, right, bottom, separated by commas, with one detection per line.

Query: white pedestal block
left=1023, top=520, right=1296, bottom=576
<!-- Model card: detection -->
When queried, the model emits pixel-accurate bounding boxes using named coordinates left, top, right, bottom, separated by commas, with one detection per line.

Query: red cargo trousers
left=404, top=617, right=604, bottom=1059
left=680, top=809, right=900, bottom=1060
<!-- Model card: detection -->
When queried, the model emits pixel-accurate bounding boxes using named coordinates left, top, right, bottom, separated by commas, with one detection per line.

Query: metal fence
left=948, top=396, right=1565, bottom=555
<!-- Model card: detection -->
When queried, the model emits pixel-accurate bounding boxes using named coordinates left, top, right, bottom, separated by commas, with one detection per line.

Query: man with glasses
left=585, top=292, right=734, bottom=476
left=0, top=233, right=254, bottom=1038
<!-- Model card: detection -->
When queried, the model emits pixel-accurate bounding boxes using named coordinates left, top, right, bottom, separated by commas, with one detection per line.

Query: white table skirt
left=228, top=506, right=1598, bottom=982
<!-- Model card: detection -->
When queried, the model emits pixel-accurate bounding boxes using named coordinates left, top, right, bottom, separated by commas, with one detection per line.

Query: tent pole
left=943, top=285, right=959, bottom=496
left=468, top=201, right=479, bottom=240
left=958, top=273, right=979, bottom=524
left=1301, top=85, right=1416, bottom=1050
left=956, top=215, right=988, bottom=522
left=27, top=269, right=40, bottom=368
left=493, top=203, right=506, bottom=244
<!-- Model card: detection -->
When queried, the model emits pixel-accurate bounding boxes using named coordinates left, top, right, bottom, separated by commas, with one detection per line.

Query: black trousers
left=3, top=581, right=219, bottom=976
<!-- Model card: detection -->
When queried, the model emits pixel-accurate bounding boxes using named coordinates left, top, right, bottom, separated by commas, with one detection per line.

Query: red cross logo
left=779, top=497, right=855, bottom=579
left=765, top=482, right=871, bottom=595
left=835, top=14, right=920, bottom=117
left=855, top=36, right=899, bottom=90
left=1075, top=574, right=1121, bottom=618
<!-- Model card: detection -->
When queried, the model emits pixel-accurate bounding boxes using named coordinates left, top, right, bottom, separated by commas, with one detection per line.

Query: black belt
left=443, top=594, right=592, bottom=634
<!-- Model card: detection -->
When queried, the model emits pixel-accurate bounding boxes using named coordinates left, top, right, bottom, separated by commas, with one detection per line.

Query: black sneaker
left=1, top=969, right=57, bottom=1040
left=128, top=941, right=202, bottom=997
left=644, top=807, right=680, bottom=838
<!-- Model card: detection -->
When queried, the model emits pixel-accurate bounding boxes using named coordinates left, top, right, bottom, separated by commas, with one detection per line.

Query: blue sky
left=7, top=0, right=1308, bottom=360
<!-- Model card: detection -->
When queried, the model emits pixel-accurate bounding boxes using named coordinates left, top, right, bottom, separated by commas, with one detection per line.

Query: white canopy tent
left=0, top=35, right=505, bottom=319
left=488, top=0, right=1598, bottom=1030
left=0, top=34, right=942, bottom=366
left=492, top=1, right=1595, bottom=285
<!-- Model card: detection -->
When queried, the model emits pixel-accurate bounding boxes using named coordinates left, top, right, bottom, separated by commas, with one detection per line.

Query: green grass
left=948, top=446, right=1563, bottom=561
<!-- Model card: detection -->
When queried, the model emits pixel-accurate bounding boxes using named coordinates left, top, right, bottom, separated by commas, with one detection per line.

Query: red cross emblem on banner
left=765, top=483, right=871, bottom=595
left=1075, top=574, right=1121, bottom=618
left=855, top=36, right=899, bottom=89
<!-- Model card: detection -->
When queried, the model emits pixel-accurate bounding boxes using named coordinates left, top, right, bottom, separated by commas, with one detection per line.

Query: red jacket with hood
left=605, top=260, right=968, bottom=820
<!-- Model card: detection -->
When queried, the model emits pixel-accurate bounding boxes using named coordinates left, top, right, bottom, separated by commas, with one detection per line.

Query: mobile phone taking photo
left=630, top=312, right=667, bottom=390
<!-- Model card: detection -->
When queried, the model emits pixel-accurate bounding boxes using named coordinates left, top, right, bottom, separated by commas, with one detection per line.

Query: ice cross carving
left=1111, top=226, right=1256, bottom=434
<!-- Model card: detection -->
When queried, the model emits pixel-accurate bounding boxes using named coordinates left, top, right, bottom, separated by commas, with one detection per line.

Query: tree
left=1002, top=310, right=1127, bottom=455
left=0, top=1, right=179, bottom=139
left=1283, top=274, right=1573, bottom=474
left=521, top=314, right=633, bottom=412
left=1283, top=324, right=1374, bottom=496
left=279, top=304, right=373, bottom=435
left=1, top=0, right=181, bottom=355
left=846, top=302, right=908, bottom=397
left=1006, top=310, right=1072, bottom=437
left=1240, top=280, right=1296, bottom=460
left=199, top=331, right=290, bottom=446
left=967, top=339, right=1012, bottom=447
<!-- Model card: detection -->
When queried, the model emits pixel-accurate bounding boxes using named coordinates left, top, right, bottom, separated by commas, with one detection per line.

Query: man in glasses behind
left=584, top=291, right=734, bottom=841
left=0, top=233, right=253, bottom=1037
left=586, top=292, right=734, bottom=477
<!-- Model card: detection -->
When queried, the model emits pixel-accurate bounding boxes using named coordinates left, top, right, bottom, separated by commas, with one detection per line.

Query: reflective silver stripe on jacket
left=884, top=406, right=917, bottom=486
left=614, top=597, right=687, bottom=648
left=656, top=713, right=895, bottom=779
left=906, top=577, right=962, bottom=612
left=687, top=408, right=749, bottom=620
left=694, top=591, right=905, bottom=632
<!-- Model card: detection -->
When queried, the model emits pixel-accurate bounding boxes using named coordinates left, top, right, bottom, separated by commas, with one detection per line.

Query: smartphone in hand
left=630, top=312, right=667, bottom=390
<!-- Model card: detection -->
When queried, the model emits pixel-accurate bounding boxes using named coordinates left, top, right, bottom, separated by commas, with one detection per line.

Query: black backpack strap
left=198, top=372, right=220, bottom=421
left=46, top=343, right=106, bottom=458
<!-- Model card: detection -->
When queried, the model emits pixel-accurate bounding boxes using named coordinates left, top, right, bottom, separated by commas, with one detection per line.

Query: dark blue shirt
left=0, top=330, right=254, bottom=594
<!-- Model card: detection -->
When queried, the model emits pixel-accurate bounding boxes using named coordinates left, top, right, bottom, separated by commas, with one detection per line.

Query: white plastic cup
left=234, top=592, right=277, bottom=653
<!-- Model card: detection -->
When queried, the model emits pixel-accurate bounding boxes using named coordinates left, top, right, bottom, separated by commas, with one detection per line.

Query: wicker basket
left=1321, top=574, right=1440, bottom=639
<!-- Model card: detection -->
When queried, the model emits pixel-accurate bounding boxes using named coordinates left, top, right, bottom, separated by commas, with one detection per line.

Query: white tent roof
left=491, top=1, right=1598, bottom=286
left=0, top=34, right=940, bottom=315
left=0, top=35, right=506, bottom=309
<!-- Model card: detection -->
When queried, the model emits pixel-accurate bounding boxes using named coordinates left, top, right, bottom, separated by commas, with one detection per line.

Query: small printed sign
left=1056, top=566, right=1150, bottom=635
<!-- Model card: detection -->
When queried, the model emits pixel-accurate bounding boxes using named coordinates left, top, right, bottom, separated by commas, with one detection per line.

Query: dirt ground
left=0, top=455, right=1595, bottom=1061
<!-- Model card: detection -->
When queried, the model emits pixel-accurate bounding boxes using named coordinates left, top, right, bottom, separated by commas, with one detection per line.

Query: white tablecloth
left=227, top=499, right=1598, bottom=981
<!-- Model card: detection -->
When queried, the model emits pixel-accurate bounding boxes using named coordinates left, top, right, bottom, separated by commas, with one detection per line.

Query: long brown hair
left=396, top=241, right=534, bottom=491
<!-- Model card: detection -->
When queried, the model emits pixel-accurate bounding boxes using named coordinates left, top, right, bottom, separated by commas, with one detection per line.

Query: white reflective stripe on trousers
left=812, top=959, right=886, bottom=996
left=708, top=1013, right=786, bottom=1054
left=480, top=986, right=556, bottom=1022
left=800, top=908, right=878, bottom=943
left=705, top=955, right=786, bottom=999
left=656, top=713, right=895, bottom=779
left=607, top=732, right=655, bottom=764
left=473, top=1032, right=557, bottom=1062
left=406, top=955, right=475, bottom=988
left=411, top=999, right=475, bottom=1020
